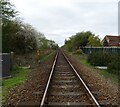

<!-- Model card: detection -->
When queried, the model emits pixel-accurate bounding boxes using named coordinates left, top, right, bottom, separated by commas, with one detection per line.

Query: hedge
left=87, top=52, right=120, bottom=74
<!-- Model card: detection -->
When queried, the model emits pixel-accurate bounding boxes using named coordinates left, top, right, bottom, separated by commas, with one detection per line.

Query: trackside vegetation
left=1, top=0, right=58, bottom=103
left=87, top=52, right=120, bottom=74
left=2, top=51, right=54, bottom=104
left=40, top=51, right=54, bottom=62
left=72, top=49, right=83, bottom=54
left=62, top=31, right=119, bottom=83
left=1, top=0, right=58, bottom=54
left=2, top=67, right=29, bottom=103
left=73, top=54, right=118, bottom=83
left=62, top=31, right=101, bottom=51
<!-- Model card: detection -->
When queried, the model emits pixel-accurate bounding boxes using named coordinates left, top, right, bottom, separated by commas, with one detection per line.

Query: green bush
left=72, top=49, right=83, bottom=54
left=107, top=61, right=120, bottom=74
left=87, top=52, right=111, bottom=66
left=87, top=52, right=120, bottom=74
left=107, top=53, right=120, bottom=74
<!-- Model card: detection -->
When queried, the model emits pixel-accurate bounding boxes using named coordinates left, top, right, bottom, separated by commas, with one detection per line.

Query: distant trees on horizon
left=63, top=31, right=102, bottom=51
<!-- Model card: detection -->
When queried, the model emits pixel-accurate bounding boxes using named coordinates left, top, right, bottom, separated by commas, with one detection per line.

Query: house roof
left=106, top=35, right=120, bottom=40
left=103, top=35, right=120, bottom=46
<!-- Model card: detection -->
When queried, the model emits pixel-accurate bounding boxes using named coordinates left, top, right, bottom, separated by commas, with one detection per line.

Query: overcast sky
left=11, top=0, right=119, bottom=46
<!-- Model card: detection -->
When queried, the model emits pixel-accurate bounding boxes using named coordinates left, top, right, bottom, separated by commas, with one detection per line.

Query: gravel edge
left=65, top=52, right=119, bottom=106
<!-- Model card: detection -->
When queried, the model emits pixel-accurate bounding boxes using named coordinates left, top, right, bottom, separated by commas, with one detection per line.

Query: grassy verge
left=2, top=67, right=29, bottom=104
left=74, top=54, right=118, bottom=83
left=2, top=50, right=55, bottom=104
left=40, top=51, right=54, bottom=62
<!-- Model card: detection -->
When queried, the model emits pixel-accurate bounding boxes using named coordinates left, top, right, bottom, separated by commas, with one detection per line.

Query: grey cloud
left=11, top=0, right=118, bottom=46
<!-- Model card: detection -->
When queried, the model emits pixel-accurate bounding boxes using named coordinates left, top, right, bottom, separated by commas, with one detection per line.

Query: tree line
left=63, top=31, right=102, bottom=51
left=1, top=0, right=58, bottom=54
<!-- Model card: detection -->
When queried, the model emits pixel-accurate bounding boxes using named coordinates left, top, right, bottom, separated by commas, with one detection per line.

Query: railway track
left=40, top=50, right=100, bottom=107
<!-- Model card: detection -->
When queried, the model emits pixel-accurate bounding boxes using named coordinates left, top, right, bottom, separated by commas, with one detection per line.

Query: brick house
left=102, top=35, right=120, bottom=46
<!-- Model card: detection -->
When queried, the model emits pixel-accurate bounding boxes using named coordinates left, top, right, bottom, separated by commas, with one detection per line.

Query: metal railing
left=80, top=47, right=120, bottom=54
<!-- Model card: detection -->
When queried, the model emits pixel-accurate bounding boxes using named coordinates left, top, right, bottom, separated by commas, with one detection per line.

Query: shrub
left=87, top=51, right=120, bottom=74
left=107, top=61, right=120, bottom=74
left=87, top=52, right=111, bottom=66
left=72, top=49, right=83, bottom=54
left=107, top=53, right=120, bottom=74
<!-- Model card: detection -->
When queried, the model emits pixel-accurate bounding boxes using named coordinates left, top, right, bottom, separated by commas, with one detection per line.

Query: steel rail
left=40, top=53, right=58, bottom=107
left=62, top=51, right=101, bottom=107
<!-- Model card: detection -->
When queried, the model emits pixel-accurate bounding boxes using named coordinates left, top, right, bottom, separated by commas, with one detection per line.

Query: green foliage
left=38, top=37, right=58, bottom=50
left=87, top=52, right=120, bottom=74
left=107, top=61, right=120, bottom=74
left=40, top=51, right=53, bottom=62
left=87, top=52, right=111, bottom=66
left=1, top=0, right=18, bottom=20
left=2, top=19, right=38, bottom=53
left=48, top=40, right=59, bottom=49
left=72, top=31, right=92, bottom=48
left=14, top=22, right=38, bottom=53
left=64, top=40, right=72, bottom=52
left=88, top=35, right=102, bottom=46
left=74, top=54, right=118, bottom=82
left=2, top=19, right=21, bottom=52
left=2, top=67, right=29, bottom=103
left=72, top=49, right=83, bottom=54
left=63, top=31, right=100, bottom=52
left=2, top=0, right=58, bottom=53
left=107, top=53, right=120, bottom=73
